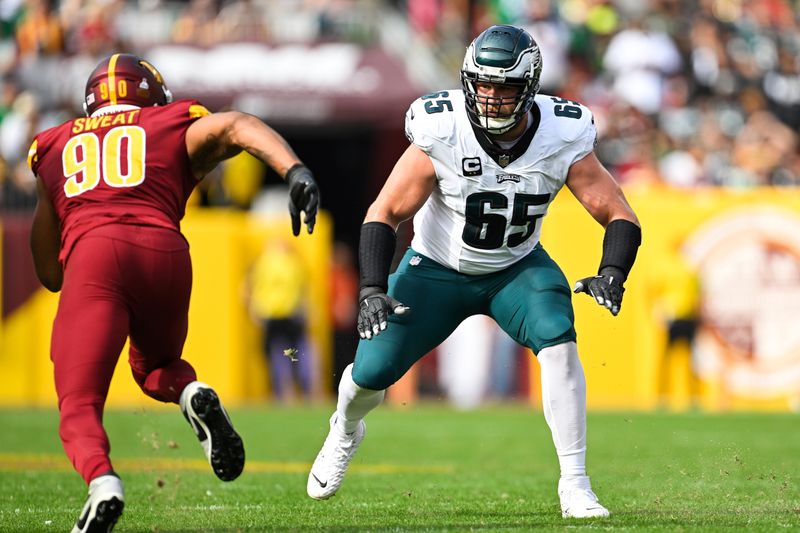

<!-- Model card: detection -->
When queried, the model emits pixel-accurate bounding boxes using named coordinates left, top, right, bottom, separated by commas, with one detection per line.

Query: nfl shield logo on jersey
left=409, top=255, right=422, bottom=266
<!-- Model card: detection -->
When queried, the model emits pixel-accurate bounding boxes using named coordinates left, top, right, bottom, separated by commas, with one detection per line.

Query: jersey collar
left=469, top=102, right=541, bottom=168
left=90, top=104, right=141, bottom=117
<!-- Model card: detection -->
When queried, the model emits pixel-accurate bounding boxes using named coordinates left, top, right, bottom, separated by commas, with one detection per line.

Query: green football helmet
left=461, top=25, right=542, bottom=135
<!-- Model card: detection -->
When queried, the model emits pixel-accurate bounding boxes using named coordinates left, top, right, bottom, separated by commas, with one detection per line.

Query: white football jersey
left=406, top=90, right=597, bottom=275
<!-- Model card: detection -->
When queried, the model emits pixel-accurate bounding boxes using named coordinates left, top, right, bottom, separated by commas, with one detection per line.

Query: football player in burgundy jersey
left=28, top=53, right=319, bottom=533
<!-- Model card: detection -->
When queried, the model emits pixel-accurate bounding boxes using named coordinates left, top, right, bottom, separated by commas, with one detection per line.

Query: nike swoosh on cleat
left=311, top=473, right=328, bottom=488
left=75, top=507, right=90, bottom=530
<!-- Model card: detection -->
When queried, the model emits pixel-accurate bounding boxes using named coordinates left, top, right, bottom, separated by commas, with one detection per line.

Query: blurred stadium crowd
left=469, top=0, right=800, bottom=190
left=1, top=0, right=800, bottom=211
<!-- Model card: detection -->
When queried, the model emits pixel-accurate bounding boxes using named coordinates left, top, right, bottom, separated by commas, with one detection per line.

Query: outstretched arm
left=566, top=151, right=638, bottom=227
left=186, top=111, right=319, bottom=235
left=30, top=177, right=63, bottom=292
left=364, top=143, right=437, bottom=229
left=357, top=144, right=437, bottom=339
left=566, top=152, right=641, bottom=316
left=186, top=111, right=299, bottom=179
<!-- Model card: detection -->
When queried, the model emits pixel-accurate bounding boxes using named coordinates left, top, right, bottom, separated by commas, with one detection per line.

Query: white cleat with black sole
left=558, top=476, right=610, bottom=518
left=72, top=474, right=125, bottom=533
left=180, top=381, right=245, bottom=482
left=307, top=412, right=365, bottom=500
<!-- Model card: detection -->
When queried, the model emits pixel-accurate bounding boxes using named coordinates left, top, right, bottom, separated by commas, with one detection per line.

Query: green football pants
left=351, top=245, right=576, bottom=390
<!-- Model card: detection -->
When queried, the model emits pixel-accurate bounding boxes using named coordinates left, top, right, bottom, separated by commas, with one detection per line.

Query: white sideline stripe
left=0, top=453, right=453, bottom=474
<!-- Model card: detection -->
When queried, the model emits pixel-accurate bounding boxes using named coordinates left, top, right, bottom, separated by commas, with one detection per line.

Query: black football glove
left=573, top=266, right=626, bottom=316
left=286, top=164, right=319, bottom=236
left=357, top=286, right=410, bottom=340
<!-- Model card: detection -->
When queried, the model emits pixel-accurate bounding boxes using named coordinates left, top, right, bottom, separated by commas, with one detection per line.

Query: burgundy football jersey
left=28, top=99, right=209, bottom=263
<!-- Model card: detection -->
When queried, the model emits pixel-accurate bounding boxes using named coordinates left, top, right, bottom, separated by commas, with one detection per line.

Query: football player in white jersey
left=307, top=25, right=641, bottom=519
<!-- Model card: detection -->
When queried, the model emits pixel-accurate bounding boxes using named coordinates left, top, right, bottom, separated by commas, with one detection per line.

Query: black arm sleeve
left=598, top=219, right=642, bottom=280
left=359, top=222, right=397, bottom=292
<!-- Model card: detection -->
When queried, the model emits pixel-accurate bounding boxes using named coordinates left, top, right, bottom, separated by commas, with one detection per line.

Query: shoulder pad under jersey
left=404, top=90, right=462, bottom=154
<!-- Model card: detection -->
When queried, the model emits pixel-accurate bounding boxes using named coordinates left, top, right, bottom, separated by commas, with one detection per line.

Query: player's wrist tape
left=359, top=222, right=396, bottom=292
left=285, top=163, right=311, bottom=185
left=598, top=219, right=641, bottom=281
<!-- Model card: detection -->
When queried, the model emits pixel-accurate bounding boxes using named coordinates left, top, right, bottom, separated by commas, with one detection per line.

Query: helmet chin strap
left=479, top=97, right=527, bottom=134
left=484, top=116, right=517, bottom=134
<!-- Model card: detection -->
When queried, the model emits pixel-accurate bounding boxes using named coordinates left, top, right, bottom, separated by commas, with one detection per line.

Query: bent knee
left=352, top=360, right=402, bottom=391
left=533, top=315, right=575, bottom=350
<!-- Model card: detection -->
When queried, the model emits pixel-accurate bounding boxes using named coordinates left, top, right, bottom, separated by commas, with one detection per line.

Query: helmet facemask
left=461, top=25, right=542, bottom=135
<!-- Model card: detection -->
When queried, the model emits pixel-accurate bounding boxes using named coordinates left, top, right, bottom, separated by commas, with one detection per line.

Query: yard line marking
left=0, top=454, right=453, bottom=474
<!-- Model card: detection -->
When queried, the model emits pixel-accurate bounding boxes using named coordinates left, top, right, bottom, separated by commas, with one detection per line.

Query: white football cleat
left=180, top=381, right=245, bottom=481
left=72, top=474, right=125, bottom=533
left=558, top=476, right=610, bottom=518
left=307, top=412, right=366, bottom=500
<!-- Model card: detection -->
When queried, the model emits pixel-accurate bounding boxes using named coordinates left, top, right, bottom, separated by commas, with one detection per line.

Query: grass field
left=0, top=405, right=798, bottom=532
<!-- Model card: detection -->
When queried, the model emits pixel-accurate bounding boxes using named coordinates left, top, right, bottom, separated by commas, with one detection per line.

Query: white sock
left=336, top=363, right=385, bottom=433
left=538, top=341, right=587, bottom=482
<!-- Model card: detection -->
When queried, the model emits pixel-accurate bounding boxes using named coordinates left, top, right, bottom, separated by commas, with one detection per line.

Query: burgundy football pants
left=51, top=224, right=197, bottom=484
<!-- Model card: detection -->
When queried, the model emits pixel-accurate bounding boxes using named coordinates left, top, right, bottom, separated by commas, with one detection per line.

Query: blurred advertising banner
left=545, top=186, right=800, bottom=412
left=146, top=43, right=422, bottom=125
left=684, top=208, right=800, bottom=402
left=3, top=189, right=800, bottom=410
left=0, top=210, right=333, bottom=408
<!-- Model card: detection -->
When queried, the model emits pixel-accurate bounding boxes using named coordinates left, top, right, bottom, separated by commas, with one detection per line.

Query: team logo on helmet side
left=84, top=53, right=173, bottom=116
left=460, top=25, right=542, bottom=135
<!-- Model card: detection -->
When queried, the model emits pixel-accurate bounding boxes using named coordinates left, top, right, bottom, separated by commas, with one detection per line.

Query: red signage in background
left=147, top=43, right=424, bottom=125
